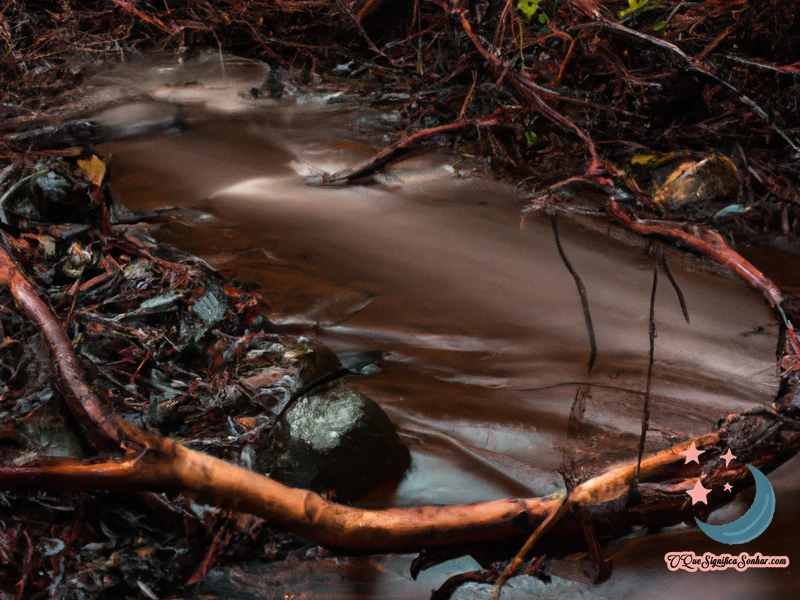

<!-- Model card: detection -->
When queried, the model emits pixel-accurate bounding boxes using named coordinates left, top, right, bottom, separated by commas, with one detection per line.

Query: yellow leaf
left=630, top=154, right=658, bottom=166
left=76, top=155, right=107, bottom=187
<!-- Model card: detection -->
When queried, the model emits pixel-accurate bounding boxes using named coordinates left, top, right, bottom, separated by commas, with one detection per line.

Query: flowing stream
left=92, top=54, right=799, bottom=599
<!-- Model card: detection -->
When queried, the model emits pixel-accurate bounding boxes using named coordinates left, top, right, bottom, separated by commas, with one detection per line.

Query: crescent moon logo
left=695, top=464, right=776, bottom=545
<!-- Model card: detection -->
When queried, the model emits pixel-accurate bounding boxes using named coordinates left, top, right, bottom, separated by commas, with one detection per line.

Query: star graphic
left=720, top=448, right=737, bottom=467
left=687, top=479, right=711, bottom=504
left=723, top=482, right=733, bottom=492
left=680, top=441, right=705, bottom=464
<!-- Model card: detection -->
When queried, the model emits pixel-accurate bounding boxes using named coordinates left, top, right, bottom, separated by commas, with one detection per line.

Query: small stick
left=631, top=254, right=659, bottom=501
left=724, top=55, right=800, bottom=76
left=552, top=215, right=597, bottom=372
left=493, top=0, right=516, bottom=49
left=110, top=0, right=174, bottom=35
left=336, top=0, right=386, bottom=58
left=491, top=495, right=574, bottom=600
left=458, top=70, right=478, bottom=121
left=661, top=252, right=690, bottom=324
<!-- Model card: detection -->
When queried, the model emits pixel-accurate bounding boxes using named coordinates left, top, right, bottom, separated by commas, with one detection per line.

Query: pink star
left=720, top=448, right=737, bottom=467
left=687, top=480, right=711, bottom=504
left=723, top=483, right=733, bottom=492
left=680, top=442, right=705, bottom=464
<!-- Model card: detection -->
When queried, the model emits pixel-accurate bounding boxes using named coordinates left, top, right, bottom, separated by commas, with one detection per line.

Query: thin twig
left=724, top=55, right=800, bottom=76
left=631, top=252, right=658, bottom=501
left=493, top=0, right=516, bottom=50
left=458, top=70, right=478, bottom=121
left=661, top=252, right=690, bottom=324
left=552, top=215, right=597, bottom=372
left=336, top=0, right=387, bottom=58
left=491, top=496, right=573, bottom=600
left=110, top=0, right=174, bottom=35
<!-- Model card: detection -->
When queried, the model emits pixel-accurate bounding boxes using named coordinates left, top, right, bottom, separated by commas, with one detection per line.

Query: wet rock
left=256, top=383, right=410, bottom=501
left=653, top=154, right=739, bottom=209
left=629, top=152, right=740, bottom=217
left=241, top=341, right=343, bottom=414
left=337, top=349, right=384, bottom=376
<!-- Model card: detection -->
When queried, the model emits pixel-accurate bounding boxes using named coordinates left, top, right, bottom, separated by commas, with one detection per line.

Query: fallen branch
left=607, top=201, right=800, bottom=354
left=311, top=113, right=502, bottom=185
left=0, top=232, right=125, bottom=449
left=2, top=415, right=793, bottom=554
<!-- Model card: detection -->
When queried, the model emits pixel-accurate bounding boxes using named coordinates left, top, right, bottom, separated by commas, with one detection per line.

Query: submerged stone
left=257, top=383, right=410, bottom=502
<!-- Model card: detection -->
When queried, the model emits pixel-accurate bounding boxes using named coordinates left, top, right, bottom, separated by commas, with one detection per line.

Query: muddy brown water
left=93, top=55, right=799, bottom=599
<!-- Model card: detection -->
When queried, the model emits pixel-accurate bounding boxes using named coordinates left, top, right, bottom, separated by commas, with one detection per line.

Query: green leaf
left=618, top=0, right=649, bottom=19
left=538, top=12, right=548, bottom=24
left=517, top=0, right=541, bottom=22
left=652, top=20, right=667, bottom=31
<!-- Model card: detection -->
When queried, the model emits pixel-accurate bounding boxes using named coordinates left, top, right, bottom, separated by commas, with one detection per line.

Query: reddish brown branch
left=607, top=202, right=800, bottom=353
left=0, top=425, right=734, bottom=553
left=110, top=0, right=175, bottom=36
left=0, top=427, right=564, bottom=552
left=0, top=235, right=126, bottom=448
left=317, top=114, right=502, bottom=185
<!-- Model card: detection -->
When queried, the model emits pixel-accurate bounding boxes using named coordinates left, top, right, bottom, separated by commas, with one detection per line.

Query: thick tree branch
left=0, top=233, right=126, bottom=449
